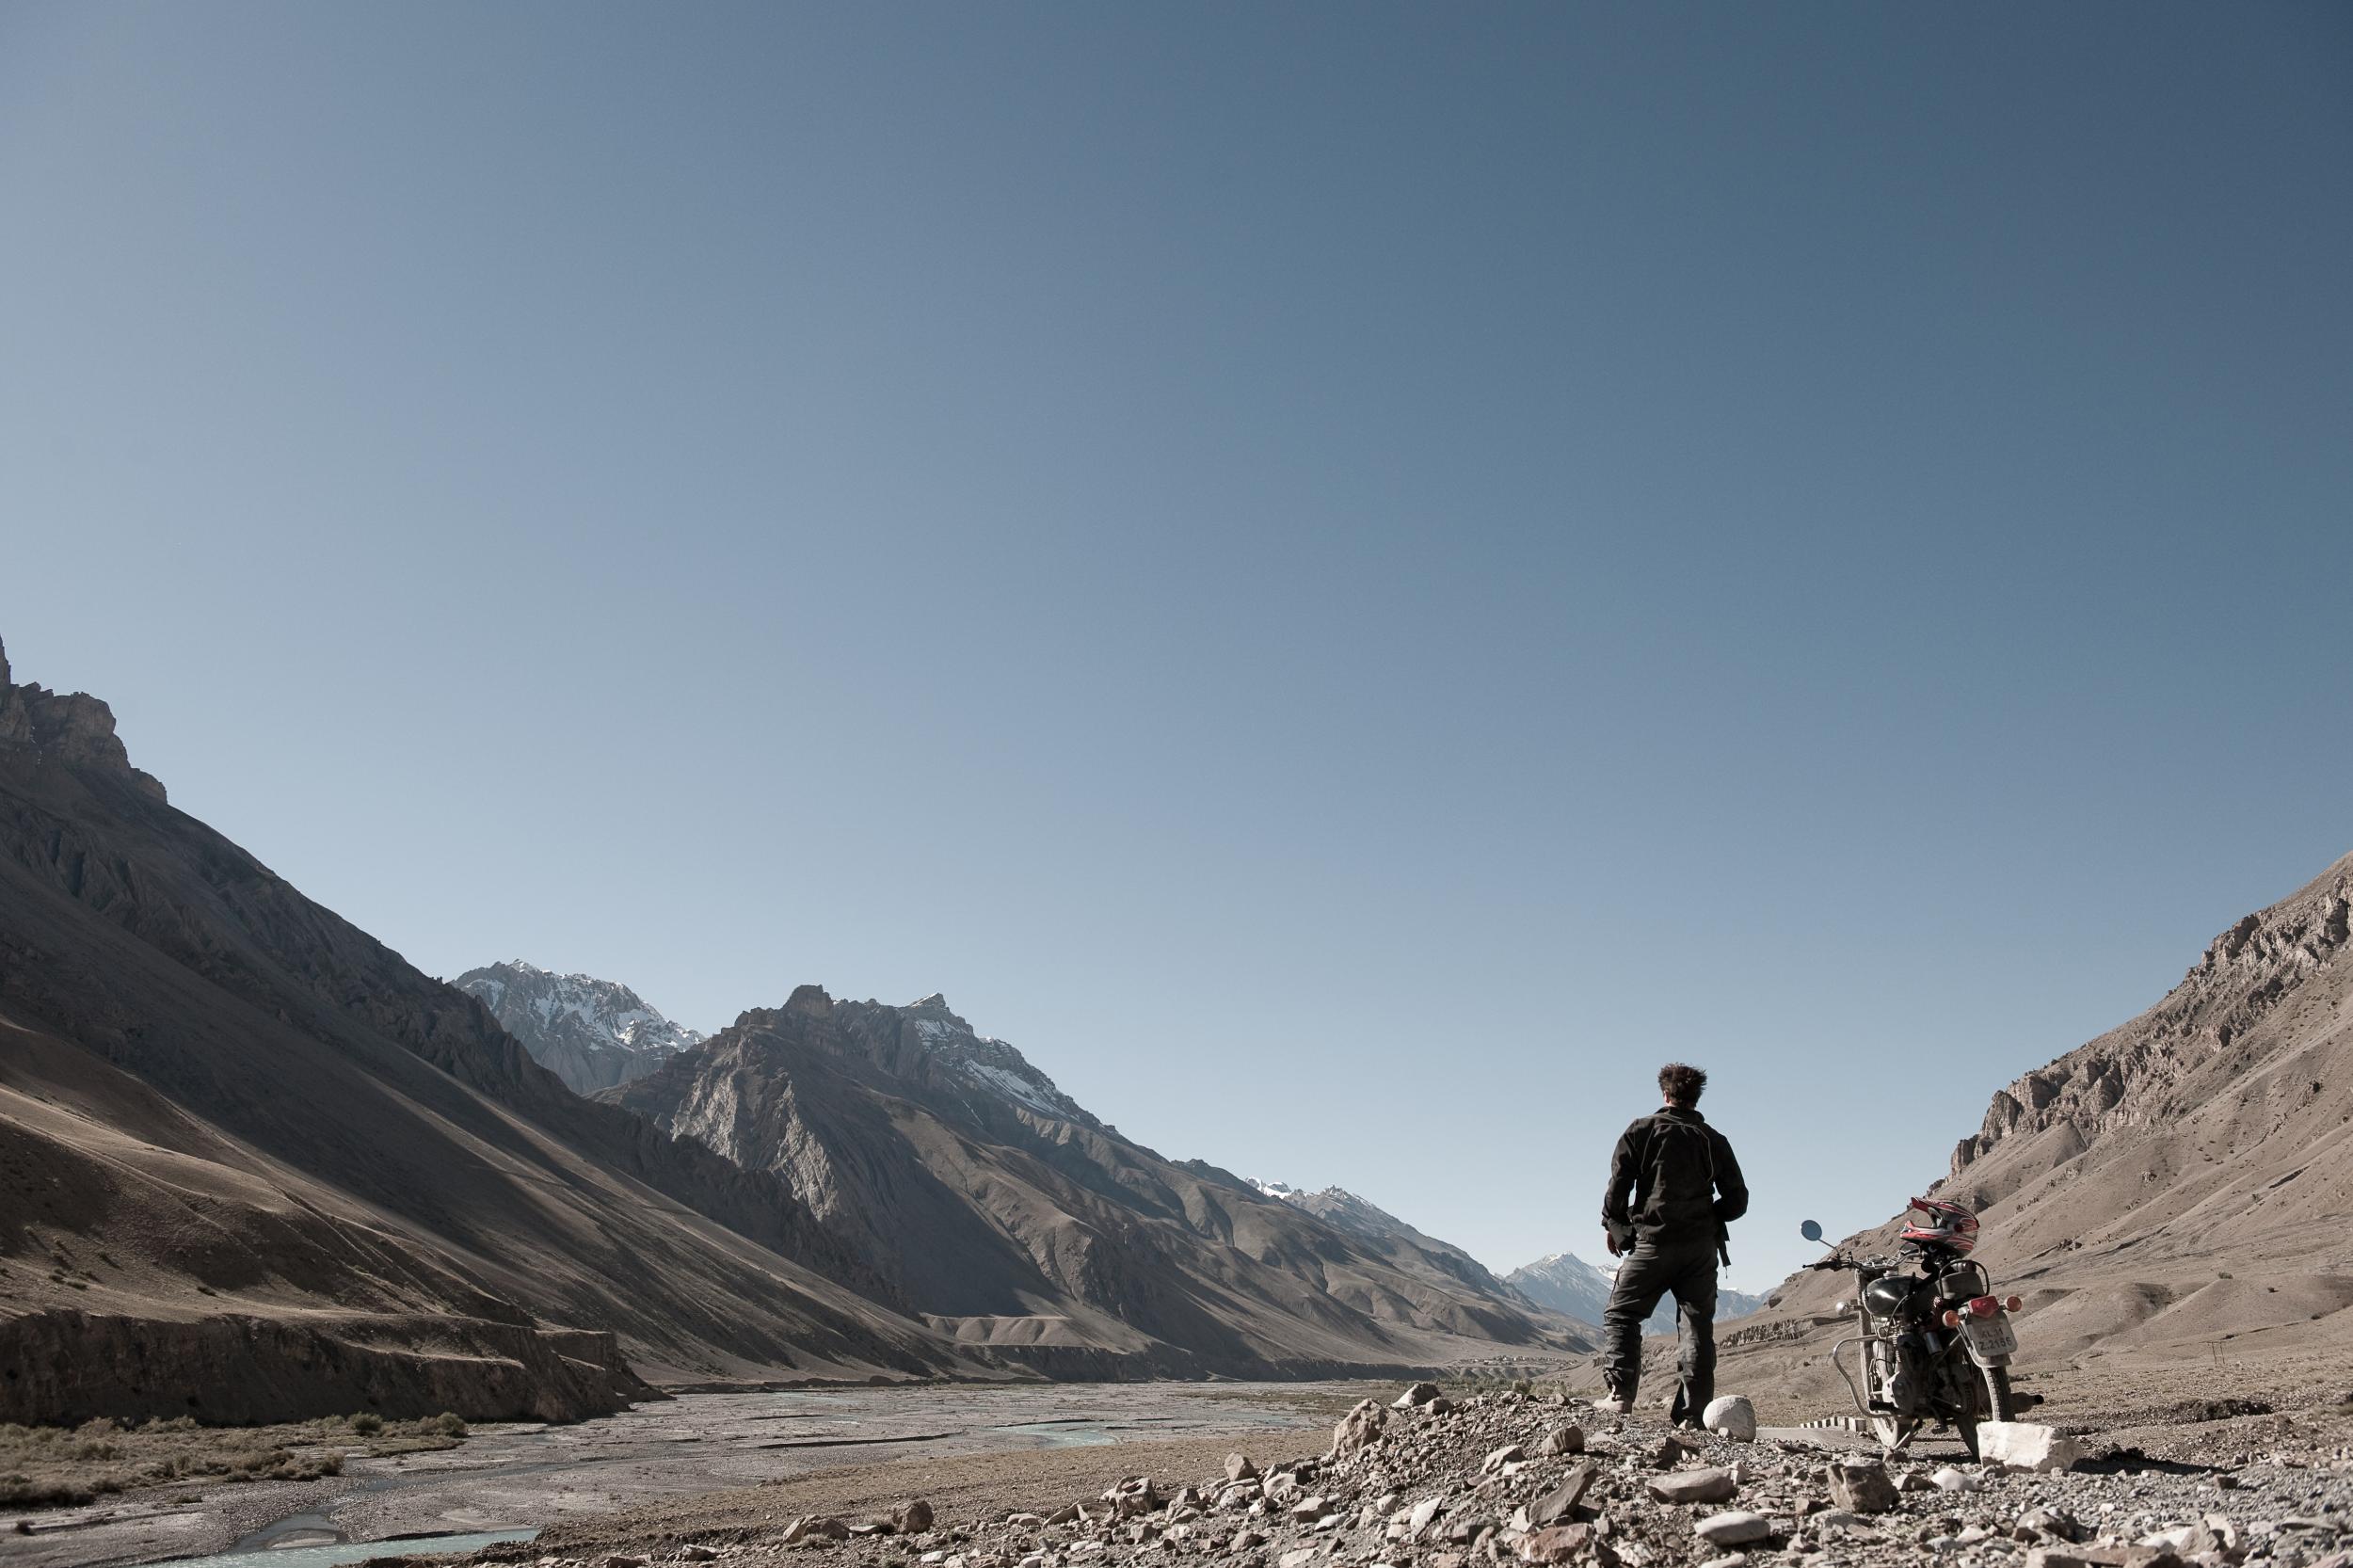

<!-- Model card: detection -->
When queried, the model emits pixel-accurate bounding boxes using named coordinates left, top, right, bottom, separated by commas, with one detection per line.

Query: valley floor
left=2, top=1384, right=1337, bottom=1568
left=495, top=1379, right=2353, bottom=1568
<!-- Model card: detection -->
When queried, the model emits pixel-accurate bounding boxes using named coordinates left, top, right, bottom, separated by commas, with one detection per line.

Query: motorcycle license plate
left=1961, top=1313, right=2017, bottom=1361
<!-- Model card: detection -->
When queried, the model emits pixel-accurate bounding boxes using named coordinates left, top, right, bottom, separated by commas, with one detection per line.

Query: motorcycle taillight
left=1966, top=1295, right=2000, bottom=1319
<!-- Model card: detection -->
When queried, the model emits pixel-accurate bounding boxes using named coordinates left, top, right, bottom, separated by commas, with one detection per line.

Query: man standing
left=1600, top=1063, right=1748, bottom=1423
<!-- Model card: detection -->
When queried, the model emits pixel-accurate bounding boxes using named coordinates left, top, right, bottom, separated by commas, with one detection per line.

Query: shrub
left=345, top=1413, right=384, bottom=1436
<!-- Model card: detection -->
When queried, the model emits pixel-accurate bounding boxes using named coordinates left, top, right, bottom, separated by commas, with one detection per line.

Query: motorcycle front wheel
left=1870, top=1415, right=1919, bottom=1452
left=1953, top=1364, right=2016, bottom=1461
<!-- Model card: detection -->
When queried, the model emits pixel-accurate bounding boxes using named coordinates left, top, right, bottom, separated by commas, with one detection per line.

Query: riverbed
left=4, top=1384, right=1347, bottom=1568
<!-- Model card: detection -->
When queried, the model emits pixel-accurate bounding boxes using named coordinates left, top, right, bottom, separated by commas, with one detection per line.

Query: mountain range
left=598, top=990, right=1582, bottom=1377
left=0, top=638, right=1579, bottom=1422
left=8, top=632, right=2348, bottom=1428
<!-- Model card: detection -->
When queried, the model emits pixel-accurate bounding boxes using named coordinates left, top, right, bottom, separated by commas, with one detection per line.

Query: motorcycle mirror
left=1801, top=1220, right=1824, bottom=1242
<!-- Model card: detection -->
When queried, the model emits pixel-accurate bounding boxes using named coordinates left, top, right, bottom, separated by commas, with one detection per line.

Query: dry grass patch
left=0, top=1412, right=469, bottom=1510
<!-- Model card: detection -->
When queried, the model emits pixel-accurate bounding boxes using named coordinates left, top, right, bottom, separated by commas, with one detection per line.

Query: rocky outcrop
left=0, top=637, right=166, bottom=802
left=456, top=960, right=706, bottom=1095
left=1952, top=855, right=2352, bottom=1181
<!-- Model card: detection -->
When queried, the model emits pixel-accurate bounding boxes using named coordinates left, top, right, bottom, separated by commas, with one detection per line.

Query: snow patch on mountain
left=456, top=960, right=706, bottom=1096
left=898, top=994, right=1093, bottom=1125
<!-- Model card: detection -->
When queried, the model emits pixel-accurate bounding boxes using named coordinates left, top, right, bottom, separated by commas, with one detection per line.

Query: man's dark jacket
left=1602, top=1105, right=1748, bottom=1258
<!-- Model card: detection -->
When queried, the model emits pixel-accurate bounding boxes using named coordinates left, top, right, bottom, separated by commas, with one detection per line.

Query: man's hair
left=1658, top=1063, right=1707, bottom=1106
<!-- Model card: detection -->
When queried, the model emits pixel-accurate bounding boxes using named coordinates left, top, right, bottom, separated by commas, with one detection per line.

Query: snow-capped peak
left=895, top=996, right=1089, bottom=1124
left=456, top=961, right=706, bottom=1096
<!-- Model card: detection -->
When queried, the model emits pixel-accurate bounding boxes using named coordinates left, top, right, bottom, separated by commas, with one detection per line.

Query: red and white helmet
left=1899, top=1195, right=1978, bottom=1255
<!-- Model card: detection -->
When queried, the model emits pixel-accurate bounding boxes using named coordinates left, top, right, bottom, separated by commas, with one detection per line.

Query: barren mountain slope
left=608, top=990, right=1587, bottom=1378
left=0, top=639, right=984, bottom=1423
left=1715, top=849, right=2353, bottom=1420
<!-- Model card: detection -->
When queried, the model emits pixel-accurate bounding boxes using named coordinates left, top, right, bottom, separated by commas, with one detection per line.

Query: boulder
left=1332, top=1398, right=1387, bottom=1456
left=1701, top=1396, right=1756, bottom=1442
left=892, top=1499, right=935, bottom=1534
left=1394, top=1382, right=1444, bottom=1409
left=1694, top=1512, right=1772, bottom=1546
left=1520, top=1524, right=1593, bottom=1562
left=1540, top=1425, right=1585, bottom=1456
left=1647, top=1466, right=1738, bottom=1505
left=1931, top=1465, right=1980, bottom=1493
left=1828, top=1459, right=1899, bottom=1514
left=1481, top=1442, right=1527, bottom=1473
left=1225, top=1452, right=1259, bottom=1482
left=1977, top=1421, right=2082, bottom=1472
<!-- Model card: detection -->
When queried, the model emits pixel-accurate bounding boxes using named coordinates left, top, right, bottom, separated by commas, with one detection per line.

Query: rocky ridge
left=487, top=1381, right=2353, bottom=1568
left=1253, top=1183, right=1545, bottom=1314
left=1717, top=849, right=2353, bottom=1421
left=456, top=960, right=708, bottom=1095
left=608, top=988, right=1584, bottom=1378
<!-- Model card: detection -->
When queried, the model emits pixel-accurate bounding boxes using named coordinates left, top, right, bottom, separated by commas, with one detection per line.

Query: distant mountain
left=1505, top=1250, right=1767, bottom=1334
left=1251, top=1180, right=1545, bottom=1309
left=609, top=989, right=1587, bottom=1377
left=456, top=960, right=705, bottom=1095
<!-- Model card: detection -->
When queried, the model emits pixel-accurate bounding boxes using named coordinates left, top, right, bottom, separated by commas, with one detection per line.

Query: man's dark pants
left=1603, top=1237, right=1718, bottom=1421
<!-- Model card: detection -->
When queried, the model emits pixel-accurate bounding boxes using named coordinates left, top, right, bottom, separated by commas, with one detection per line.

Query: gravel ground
left=449, top=1384, right=2353, bottom=1568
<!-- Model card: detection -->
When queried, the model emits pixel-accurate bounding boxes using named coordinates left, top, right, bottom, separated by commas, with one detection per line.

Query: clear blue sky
left=5, top=4, right=2349, bottom=1291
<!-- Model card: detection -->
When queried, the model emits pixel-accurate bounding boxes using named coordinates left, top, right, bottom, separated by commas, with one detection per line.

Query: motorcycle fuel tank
left=1864, top=1275, right=1913, bottom=1318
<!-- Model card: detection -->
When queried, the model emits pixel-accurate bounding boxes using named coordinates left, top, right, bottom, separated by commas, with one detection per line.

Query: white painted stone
left=1977, top=1421, right=2083, bottom=1472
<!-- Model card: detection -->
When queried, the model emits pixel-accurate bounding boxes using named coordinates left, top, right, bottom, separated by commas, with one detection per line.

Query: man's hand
left=1605, top=1230, right=1622, bottom=1257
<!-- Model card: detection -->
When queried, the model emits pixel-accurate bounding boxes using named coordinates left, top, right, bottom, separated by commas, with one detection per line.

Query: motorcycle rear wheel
left=1954, top=1365, right=2016, bottom=1461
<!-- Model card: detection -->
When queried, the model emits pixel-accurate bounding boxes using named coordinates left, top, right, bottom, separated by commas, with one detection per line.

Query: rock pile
left=485, top=1384, right=2353, bottom=1568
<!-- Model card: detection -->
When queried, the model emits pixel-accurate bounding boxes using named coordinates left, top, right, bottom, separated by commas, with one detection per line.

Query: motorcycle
left=1799, top=1199, right=2026, bottom=1459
